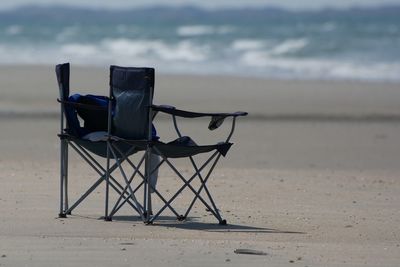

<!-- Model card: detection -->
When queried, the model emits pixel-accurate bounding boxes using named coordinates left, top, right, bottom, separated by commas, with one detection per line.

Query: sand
left=0, top=65, right=399, bottom=266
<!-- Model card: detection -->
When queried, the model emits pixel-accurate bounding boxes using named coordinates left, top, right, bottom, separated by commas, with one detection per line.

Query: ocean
left=0, top=5, right=399, bottom=82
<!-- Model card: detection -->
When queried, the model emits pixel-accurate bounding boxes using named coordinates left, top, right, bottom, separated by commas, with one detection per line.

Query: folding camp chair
left=105, top=66, right=247, bottom=225
left=56, top=63, right=147, bottom=221
left=57, top=63, right=247, bottom=225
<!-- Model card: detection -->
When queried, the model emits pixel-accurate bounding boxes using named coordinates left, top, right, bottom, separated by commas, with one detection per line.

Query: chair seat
left=153, top=136, right=232, bottom=158
left=65, top=135, right=141, bottom=159
left=82, top=131, right=108, bottom=142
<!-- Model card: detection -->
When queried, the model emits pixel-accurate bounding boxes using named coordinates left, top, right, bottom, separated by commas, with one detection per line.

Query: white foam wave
left=56, top=26, right=80, bottom=42
left=0, top=39, right=399, bottom=82
left=154, top=41, right=208, bottom=61
left=239, top=51, right=400, bottom=81
left=61, top=44, right=99, bottom=57
left=101, top=39, right=154, bottom=56
left=101, top=38, right=208, bottom=62
left=177, top=25, right=214, bottom=36
left=0, top=39, right=208, bottom=66
left=270, top=38, right=308, bottom=55
left=177, top=25, right=234, bottom=36
left=232, top=39, right=265, bottom=51
left=240, top=50, right=270, bottom=67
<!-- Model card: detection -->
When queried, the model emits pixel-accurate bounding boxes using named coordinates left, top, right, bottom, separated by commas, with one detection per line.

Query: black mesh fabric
left=110, top=66, right=154, bottom=140
left=152, top=140, right=232, bottom=158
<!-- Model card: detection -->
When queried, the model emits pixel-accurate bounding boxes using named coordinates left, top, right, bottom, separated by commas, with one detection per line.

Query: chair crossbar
left=108, top=143, right=145, bottom=220
left=110, top=181, right=144, bottom=217
left=149, top=148, right=221, bottom=223
left=64, top=141, right=139, bottom=215
left=183, top=154, right=223, bottom=220
left=109, top=152, right=146, bottom=217
left=112, top=146, right=181, bottom=218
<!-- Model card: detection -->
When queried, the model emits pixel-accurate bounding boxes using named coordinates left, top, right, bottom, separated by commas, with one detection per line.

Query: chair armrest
left=152, top=104, right=248, bottom=118
left=57, top=98, right=108, bottom=111
left=152, top=104, right=247, bottom=130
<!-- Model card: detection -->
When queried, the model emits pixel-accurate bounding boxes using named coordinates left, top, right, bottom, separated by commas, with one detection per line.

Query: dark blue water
left=0, top=5, right=399, bottom=81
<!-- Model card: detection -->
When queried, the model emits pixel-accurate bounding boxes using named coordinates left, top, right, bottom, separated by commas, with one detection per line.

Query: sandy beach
left=0, top=65, right=399, bottom=266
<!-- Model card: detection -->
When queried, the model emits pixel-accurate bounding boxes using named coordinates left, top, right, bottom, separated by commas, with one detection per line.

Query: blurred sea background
left=0, top=4, right=399, bottom=82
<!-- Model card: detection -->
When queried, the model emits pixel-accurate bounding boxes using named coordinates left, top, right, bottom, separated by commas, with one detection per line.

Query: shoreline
left=1, top=64, right=400, bottom=119
left=1, top=63, right=400, bottom=85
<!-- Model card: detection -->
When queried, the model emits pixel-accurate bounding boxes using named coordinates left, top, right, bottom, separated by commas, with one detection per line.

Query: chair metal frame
left=143, top=113, right=238, bottom=224
left=57, top=63, right=247, bottom=225
left=57, top=64, right=146, bottom=220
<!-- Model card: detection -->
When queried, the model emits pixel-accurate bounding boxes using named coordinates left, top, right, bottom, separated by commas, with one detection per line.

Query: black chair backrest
left=56, top=62, right=81, bottom=136
left=109, top=66, right=155, bottom=140
left=55, top=63, right=70, bottom=101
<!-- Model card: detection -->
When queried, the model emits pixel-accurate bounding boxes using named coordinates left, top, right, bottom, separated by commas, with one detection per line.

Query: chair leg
left=117, top=151, right=181, bottom=220
left=149, top=149, right=221, bottom=224
left=145, top=149, right=152, bottom=223
left=66, top=142, right=140, bottom=216
left=64, top=142, right=70, bottom=213
left=109, top=181, right=144, bottom=218
left=159, top=150, right=225, bottom=224
left=108, top=154, right=146, bottom=218
left=184, top=155, right=225, bottom=224
left=109, top=143, right=145, bottom=222
left=104, top=141, right=112, bottom=221
left=59, top=139, right=66, bottom=218
left=112, top=145, right=181, bottom=221
left=142, top=152, right=148, bottom=221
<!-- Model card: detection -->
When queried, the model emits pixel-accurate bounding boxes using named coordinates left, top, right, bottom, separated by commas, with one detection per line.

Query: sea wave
left=239, top=53, right=400, bottom=81
left=0, top=5, right=399, bottom=82
left=100, top=38, right=208, bottom=62
left=0, top=37, right=398, bottom=82
left=56, top=26, right=80, bottom=42
left=232, top=39, right=265, bottom=51
left=231, top=38, right=308, bottom=57
left=177, top=25, right=234, bottom=36
left=269, top=38, right=308, bottom=56
left=61, top=43, right=99, bottom=57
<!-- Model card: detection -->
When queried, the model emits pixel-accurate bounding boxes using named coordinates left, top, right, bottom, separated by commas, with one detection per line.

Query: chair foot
left=143, top=211, right=153, bottom=218
left=145, top=220, right=153, bottom=225
left=58, top=213, right=67, bottom=218
left=218, top=219, right=227, bottom=225
left=104, top=216, right=113, bottom=222
left=66, top=211, right=72, bottom=215
left=177, top=215, right=186, bottom=221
